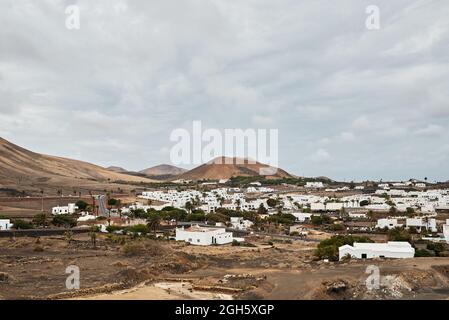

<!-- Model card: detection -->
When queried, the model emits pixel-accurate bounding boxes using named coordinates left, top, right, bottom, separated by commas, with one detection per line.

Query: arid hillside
left=140, top=164, right=187, bottom=176
left=177, top=156, right=293, bottom=181
left=106, top=166, right=129, bottom=174
left=0, top=137, right=154, bottom=194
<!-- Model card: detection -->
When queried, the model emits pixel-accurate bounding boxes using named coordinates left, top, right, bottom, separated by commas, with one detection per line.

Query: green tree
left=359, top=200, right=370, bottom=207
left=52, top=215, right=77, bottom=228
left=185, top=201, right=194, bottom=214
left=33, top=213, right=50, bottom=227
left=147, top=213, right=161, bottom=235
left=266, top=198, right=277, bottom=208
left=257, top=203, right=268, bottom=215
left=75, top=200, right=89, bottom=211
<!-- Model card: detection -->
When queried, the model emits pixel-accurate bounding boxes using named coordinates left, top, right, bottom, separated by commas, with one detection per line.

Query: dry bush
left=33, top=245, right=44, bottom=252
left=0, top=272, right=14, bottom=283
left=122, top=242, right=146, bottom=256
left=145, top=241, right=166, bottom=257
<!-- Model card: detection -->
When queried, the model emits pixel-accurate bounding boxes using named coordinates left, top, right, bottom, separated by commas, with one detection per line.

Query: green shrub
left=388, top=228, right=411, bottom=242
left=126, top=224, right=150, bottom=235
left=52, top=215, right=77, bottom=228
left=12, top=219, right=34, bottom=230
left=311, top=215, right=332, bottom=225
left=106, top=225, right=123, bottom=233
left=414, top=249, right=435, bottom=257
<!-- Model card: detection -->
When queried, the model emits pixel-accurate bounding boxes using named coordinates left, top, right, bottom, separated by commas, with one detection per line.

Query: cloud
left=309, top=149, right=332, bottom=164
left=415, top=124, right=445, bottom=136
left=340, top=132, right=356, bottom=142
left=0, top=0, right=448, bottom=181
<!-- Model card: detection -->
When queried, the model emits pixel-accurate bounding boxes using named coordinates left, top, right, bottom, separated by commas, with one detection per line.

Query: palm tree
left=236, top=199, right=241, bottom=212
left=185, top=201, right=194, bottom=214
left=147, top=214, right=161, bottom=236
left=89, top=226, right=97, bottom=248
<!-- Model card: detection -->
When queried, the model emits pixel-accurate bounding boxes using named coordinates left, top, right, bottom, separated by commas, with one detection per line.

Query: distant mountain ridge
left=140, top=164, right=187, bottom=176
left=106, top=166, right=128, bottom=173
left=176, top=156, right=293, bottom=181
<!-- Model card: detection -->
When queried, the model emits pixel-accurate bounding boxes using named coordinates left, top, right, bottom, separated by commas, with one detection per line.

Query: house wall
left=175, top=228, right=233, bottom=246
left=0, top=219, right=13, bottom=231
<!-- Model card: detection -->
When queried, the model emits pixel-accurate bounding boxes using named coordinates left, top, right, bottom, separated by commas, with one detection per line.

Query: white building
left=52, top=203, right=78, bottom=215
left=349, top=213, right=367, bottom=219
left=291, top=212, right=313, bottom=223
left=305, top=182, right=324, bottom=189
left=311, top=202, right=325, bottom=211
left=230, top=217, right=254, bottom=231
left=175, top=225, right=233, bottom=246
left=415, top=183, right=426, bottom=188
left=376, top=218, right=402, bottom=230
left=406, top=218, right=437, bottom=233
left=0, top=219, right=13, bottom=231
left=326, top=202, right=344, bottom=211
left=339, top=242, right=415, bottom=260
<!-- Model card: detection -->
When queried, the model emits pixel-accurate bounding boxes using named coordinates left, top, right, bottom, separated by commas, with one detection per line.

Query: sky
left=0, top=0, right=448, bottom=182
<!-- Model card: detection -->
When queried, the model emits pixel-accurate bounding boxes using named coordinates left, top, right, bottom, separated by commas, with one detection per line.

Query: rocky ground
left=1, top=234, right=449, bottom=300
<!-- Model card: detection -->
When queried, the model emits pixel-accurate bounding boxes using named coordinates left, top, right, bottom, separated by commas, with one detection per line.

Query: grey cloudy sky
left=1, top=0, right=448, bottom=182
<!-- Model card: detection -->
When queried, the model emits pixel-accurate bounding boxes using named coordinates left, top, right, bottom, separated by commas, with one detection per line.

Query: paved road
left=98, top=195, right=109, bottom=217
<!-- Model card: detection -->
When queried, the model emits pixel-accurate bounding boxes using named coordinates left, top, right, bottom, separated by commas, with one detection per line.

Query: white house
left=349, top=213, right=367, bottom=219
left=376, top=218, right=402, bottom=230
left=415, top=183, right=426, bottom=188
left=311, top=203, right=326, bottom=211
left=52, top=203, right=78, bottom=215
left=406, top=218, right=437, bottom=233
left=175, top=225, right=233, bottom=246
left=291, top=212, right=313, bottom=223
left=339, top=242, right=415, bottom=260
left=0, top=219, right=13, bottom=231
left=305, top=182, right=324, bottom=189
left=325, top=202, right=344, bottom=211
left=230, top=217, right=254, bottom=231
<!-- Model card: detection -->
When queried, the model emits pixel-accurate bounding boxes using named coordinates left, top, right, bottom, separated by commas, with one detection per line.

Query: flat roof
left=183, top=226, right=224, bottom=233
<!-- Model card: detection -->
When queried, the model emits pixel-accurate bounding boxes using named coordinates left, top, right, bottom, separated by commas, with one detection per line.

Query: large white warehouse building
left=339, top=242, right=415, bottom=260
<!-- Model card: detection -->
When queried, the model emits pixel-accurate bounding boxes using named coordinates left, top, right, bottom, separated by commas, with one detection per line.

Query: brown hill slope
left=176, top=156, right=293, bottom=181
left=0, top=137, right=154, bottom=191
left=106, top=166, right=129, bottom=173
left=140, top=164, right=187, bottom=176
